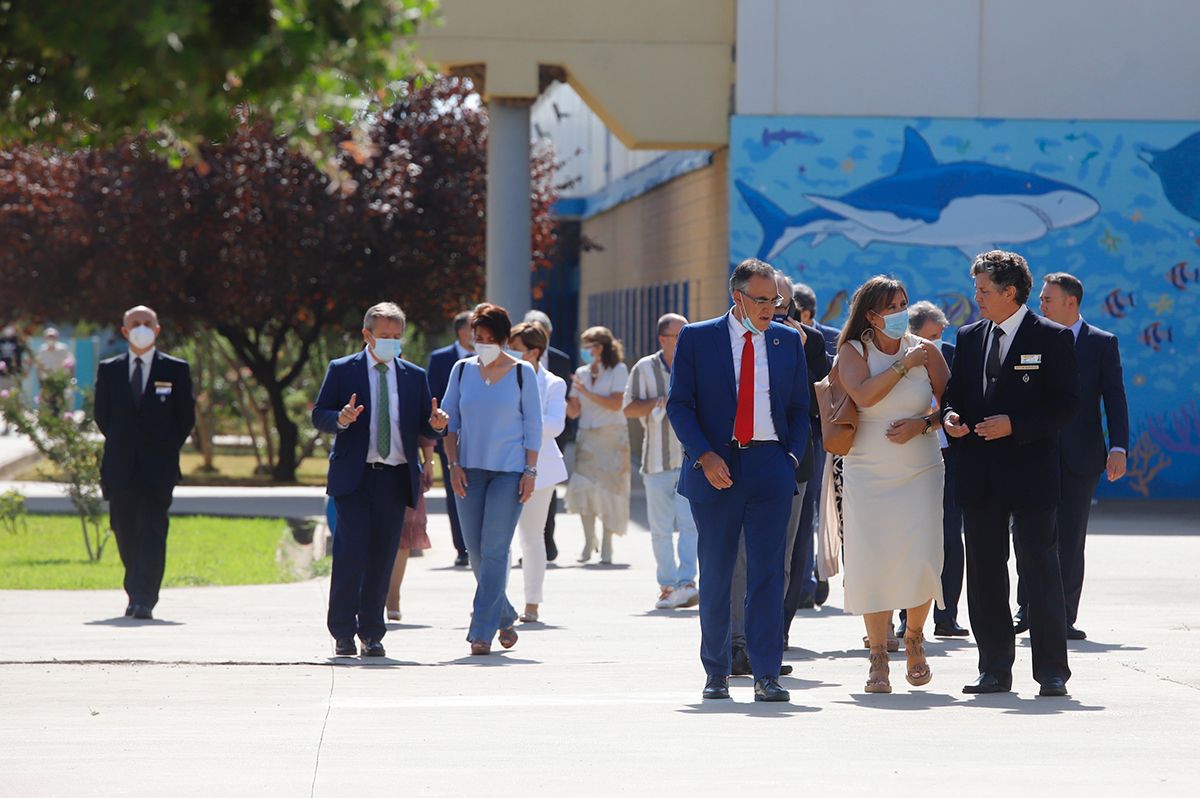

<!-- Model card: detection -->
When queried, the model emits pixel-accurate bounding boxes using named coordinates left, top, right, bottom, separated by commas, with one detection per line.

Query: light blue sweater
left=443, top=358, right=542, bottom=473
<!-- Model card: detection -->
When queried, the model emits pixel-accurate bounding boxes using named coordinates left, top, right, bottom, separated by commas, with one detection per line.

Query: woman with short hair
left=565, top=326, right=631, bottom=564
left=507, top=321, right=569, bottom=622
left=442, top=303, right=542, bottom=655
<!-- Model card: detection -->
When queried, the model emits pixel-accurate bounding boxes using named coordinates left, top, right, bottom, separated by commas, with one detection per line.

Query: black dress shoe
left=962, top=673, right=1012, bottom=694
left=334, top=638, right=356, bottom=657
left=754, top=676, right=791, bottom=702
left=454, top=552, right=469, bottom=568
left=703, top=675, right=730, bottom=700
left=124, top=604, right=134, bottom=617
left=779, top=664, right=793, bottom=676
left=814, top=579, right=830, bottom=606
left=896, top=618, right=907, bottom=637
left=1067, top=625, right=1087, bottom=640
left=359, top=639, right=386, bottom=657
left=1039, top=677, right=1068, bottom=697
left=131, top=605, right=153, bottom=620
left=731, top=647, right=752, bottom=676
left=934, top=621, right=970, bottom=637
left=1013, top=606, right=1029, bottom=635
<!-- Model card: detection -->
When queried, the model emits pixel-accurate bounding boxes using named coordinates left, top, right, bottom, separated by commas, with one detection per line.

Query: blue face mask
left=371, top=337, right=403, bottom=361
left=875, top=309, right=909, bottom=340
left=580, top=347, right=595, bottom=365
left=738, top=295, right=764, bottom=336
left=505, top=348, right=524, bottom=360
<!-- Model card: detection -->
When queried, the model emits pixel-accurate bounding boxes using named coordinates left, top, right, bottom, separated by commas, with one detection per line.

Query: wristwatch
left=922, top=416, right=932, bottom=435
left=891, top=361, right=909, bottom=378
left=448, top=461, right=461, bottom=470
left=523, top=466, right=538, bottom=477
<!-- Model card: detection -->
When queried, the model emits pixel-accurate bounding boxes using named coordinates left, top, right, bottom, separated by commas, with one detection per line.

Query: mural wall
left=730, top=116, right=1200, bottom=499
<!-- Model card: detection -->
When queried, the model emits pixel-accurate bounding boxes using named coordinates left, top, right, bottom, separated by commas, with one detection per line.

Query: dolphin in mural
left=1138, top=131, right=1200, bottom=224
left=737, top=126, right=1101, bottom=261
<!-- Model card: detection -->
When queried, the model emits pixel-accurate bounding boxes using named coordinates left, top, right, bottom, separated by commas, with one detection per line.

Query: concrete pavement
left=0, top=503, right=1198, bottom=796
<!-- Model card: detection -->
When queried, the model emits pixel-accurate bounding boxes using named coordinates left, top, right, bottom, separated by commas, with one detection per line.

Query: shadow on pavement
left=635, top=609, right=700, bottom=619
left=439, top=655, right=542, bottom=667
left=838, top=691, right=963, bottom=711
left=1017, top=638, right=1147, bottom=653
left=85, top=617, right=185, bottom=627
left=326, top=656, right=423, bottom=668
left=676, top=701, right=822, bottom=716
left=384, top=622, right=433, bottom=631
left=964, top=692, right=1106, bottom=715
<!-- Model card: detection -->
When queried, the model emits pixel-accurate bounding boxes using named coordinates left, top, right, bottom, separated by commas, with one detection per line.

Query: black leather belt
left=730, top=440, right=777, bottom=449
left=368, top=462, right=404, bottom=470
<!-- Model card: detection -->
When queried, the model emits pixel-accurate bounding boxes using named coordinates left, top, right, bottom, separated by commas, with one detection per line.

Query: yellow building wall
left=580, top=150, right=731, bottom=351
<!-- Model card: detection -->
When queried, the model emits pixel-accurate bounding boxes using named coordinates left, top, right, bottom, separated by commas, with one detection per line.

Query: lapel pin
left=772, top=338, right=780, bottom=346
left=1022, top=374, right=1030, bottom=383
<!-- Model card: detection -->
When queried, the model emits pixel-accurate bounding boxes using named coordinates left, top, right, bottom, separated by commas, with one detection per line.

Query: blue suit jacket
left=1061, top=321, right=1129, bottom=477
left=816, top=322, right=841, bottom=359
left=667, top=312, right=810, bottom=504
left=426, top=344, right=462, bottom=402
left=312, top=351, right=440, bottom=502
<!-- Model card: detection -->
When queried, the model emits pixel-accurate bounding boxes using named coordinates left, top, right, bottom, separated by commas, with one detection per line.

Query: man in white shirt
left=624, top=313, right=698, bottom=610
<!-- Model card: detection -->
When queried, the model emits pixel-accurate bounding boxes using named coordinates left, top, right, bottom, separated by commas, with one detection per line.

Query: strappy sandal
left=865, top=644, right=892, bottom=693
left=498, top=626, right=518, bottom=649
left=470, top=641, right=491, bottom=656
left=903, top=630, right=932, bottom=686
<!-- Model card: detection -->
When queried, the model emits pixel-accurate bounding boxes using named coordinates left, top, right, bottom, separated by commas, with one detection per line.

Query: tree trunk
left=268, top=383, right=299, bottom=482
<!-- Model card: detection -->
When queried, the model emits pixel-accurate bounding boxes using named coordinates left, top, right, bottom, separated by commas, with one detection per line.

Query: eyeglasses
left=739, top=289, right=787, bottom=308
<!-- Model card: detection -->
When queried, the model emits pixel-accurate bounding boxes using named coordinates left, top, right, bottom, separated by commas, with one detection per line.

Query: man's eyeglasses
left=739, top=289, right=787, bottom=308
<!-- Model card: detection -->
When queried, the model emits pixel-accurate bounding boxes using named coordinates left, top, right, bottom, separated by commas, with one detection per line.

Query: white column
left=485, top=98, right=533, bottom=322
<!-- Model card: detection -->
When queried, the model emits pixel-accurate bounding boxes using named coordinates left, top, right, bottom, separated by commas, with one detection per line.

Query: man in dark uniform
left=94, top=305, right=195, bottom=620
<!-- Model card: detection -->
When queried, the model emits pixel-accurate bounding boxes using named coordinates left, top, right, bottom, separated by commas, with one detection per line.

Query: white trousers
left=512, top=486, right=555, bottom=605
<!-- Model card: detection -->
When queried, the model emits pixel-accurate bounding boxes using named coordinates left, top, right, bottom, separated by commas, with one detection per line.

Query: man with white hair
left=94, top=306, right=195, bottom=620
left=523, top=309, right=574, bottom=562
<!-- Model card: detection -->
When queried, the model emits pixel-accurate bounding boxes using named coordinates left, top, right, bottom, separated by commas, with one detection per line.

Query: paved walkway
left=1, top=504, right=1198, bottom=795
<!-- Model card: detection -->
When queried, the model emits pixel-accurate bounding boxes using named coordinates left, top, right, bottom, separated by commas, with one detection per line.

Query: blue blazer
left=1061, top=321, right=1129, bottom=477
left=426, top=344, right=463, bottom=402
left=816, top=322, right=841, bottom=359
left=312, top=351, right=441, bottom=502
left=667, top=312, right=810, bottom=504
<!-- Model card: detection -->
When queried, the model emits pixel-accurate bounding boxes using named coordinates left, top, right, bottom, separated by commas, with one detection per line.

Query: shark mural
left=737, top=127, right=1100, bottom=261
left=730, top=116, right=1200, bottom=499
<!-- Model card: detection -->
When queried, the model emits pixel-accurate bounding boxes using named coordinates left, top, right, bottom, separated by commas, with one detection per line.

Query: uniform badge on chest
left=155, top=381, right=173, bottom=402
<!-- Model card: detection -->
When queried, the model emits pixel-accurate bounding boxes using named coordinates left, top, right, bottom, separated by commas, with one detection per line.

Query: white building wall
left=737, top=0, right=1200, bottom=120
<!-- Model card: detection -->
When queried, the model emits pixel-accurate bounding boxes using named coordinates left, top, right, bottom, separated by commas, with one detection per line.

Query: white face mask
left=475, top=343, right=501, bottom=365
left=128, top=326, right=156, bottom=349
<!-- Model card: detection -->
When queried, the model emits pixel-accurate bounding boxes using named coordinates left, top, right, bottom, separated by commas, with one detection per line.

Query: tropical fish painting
left=1103, top=289, right=1136, bottom=318
left=1167, top=262, right=1199, bottom=291
left=730, top=116, right=1200, bottom=498
left=1140, top=322, right=1173, bottom=352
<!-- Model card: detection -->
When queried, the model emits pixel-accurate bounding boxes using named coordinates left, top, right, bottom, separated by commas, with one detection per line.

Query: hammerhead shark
left=737, top=127, right=1101, bottom=261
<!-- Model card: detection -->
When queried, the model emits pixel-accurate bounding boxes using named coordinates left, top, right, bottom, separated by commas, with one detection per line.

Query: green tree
left=0, top=0, right=438, bottom=162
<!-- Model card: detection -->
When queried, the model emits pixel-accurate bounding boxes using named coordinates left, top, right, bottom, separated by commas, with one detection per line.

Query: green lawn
left=0, top=515, right=301, bottom=590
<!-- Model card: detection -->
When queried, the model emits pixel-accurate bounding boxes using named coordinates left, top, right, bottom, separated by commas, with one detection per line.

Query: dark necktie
left=734, top=331, right=755, bottom=445
left=131, top=357, right=144, bottom=407
left=985, top=327, right=1004, bottom=401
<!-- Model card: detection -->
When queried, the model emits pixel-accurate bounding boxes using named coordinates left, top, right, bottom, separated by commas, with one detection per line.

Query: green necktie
left=375, top=362, right=391, bottom=460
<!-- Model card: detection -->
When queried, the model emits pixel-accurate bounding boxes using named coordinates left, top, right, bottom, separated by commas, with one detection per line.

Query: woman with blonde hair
left=565, top=326, right=631, bottom=564
left=835, top=276, right=950, bottom=693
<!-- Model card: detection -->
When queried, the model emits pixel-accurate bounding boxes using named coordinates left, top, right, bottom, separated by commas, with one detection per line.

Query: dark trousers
left=544, top=491, right=558, bottom=557
left=328, top=464, right=412, bottom=642
left=108, top=485, right=174, bottom=609
left=936, top=446, right=965, bottom=625
left=1016, top=469, right=1100, bottom=626
left=964, top=501, right=1070, bottom=685
left=437, top=449, right=467, bottom=555
left=691, top=444, right=794, bottom=680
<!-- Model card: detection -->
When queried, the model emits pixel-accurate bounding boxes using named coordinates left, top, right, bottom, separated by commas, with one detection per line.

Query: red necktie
left=734, top=331, right=754, bottom=446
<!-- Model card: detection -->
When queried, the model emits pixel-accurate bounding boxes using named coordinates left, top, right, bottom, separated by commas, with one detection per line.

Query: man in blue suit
left=313, top=302, right=448, bottom=658
left=426, top=310, right=473, bottom=566
left=1013, top=273, right=1129, bottom=640
left=668, top=259, right=810, bottom=702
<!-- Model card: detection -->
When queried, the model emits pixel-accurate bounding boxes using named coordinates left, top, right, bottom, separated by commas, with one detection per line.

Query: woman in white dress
left=508, top=322, right=569, bottom=623
left=565, top=326, right=631, bottom=564
left=837, top=276, right=950, bottom=693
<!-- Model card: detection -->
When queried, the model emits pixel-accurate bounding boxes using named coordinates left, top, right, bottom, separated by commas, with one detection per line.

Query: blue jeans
left=643, top=469, right=698, bottom=588
left=454, top=469, right=522, bottom=643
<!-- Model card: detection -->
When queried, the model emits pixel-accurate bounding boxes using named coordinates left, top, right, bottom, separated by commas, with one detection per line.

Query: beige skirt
left=565, top=423, right=631, bottom=535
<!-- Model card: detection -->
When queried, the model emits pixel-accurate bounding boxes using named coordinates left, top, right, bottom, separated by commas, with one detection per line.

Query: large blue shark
left=737, top=127, right=1101, bottom=261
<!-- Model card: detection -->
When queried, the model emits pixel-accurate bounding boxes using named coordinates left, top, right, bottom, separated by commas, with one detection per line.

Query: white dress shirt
left=727, top=311, right=778, bottom=441
left=128, top=347, right=155, bottom=395
left=981, top=304, right=1028, bottom=395
left=365, top=348, right=407, bottom=466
